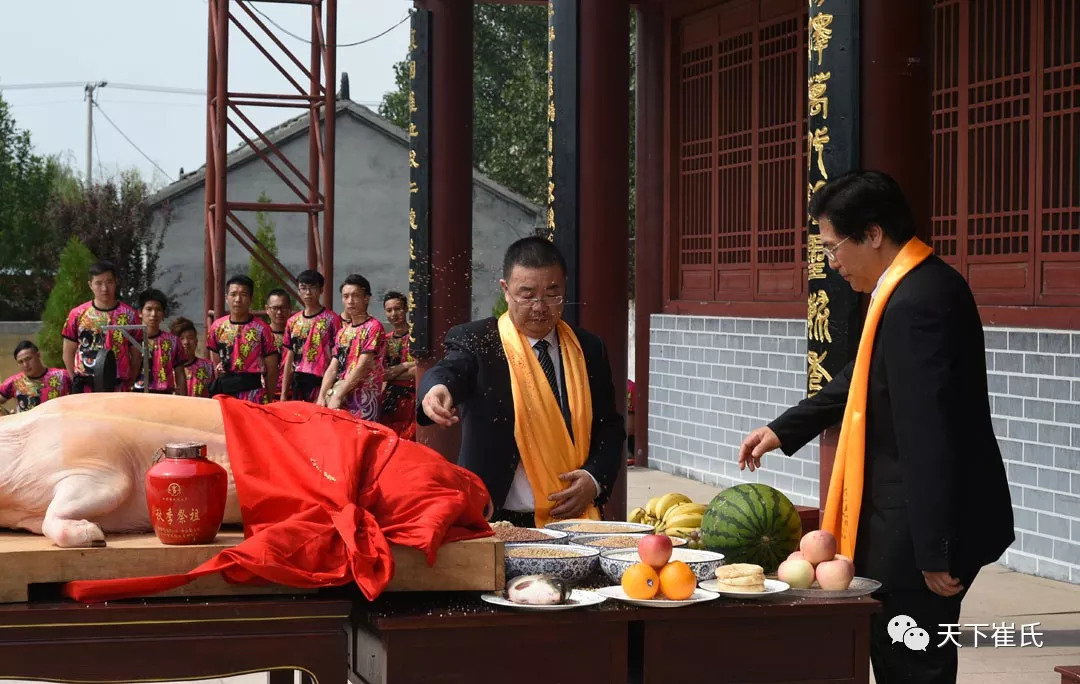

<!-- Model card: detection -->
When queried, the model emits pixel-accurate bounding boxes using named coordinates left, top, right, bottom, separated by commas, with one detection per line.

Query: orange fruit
left=658, top=561, right=697, bottom=600
left=621, top=562, right=660, bottom=600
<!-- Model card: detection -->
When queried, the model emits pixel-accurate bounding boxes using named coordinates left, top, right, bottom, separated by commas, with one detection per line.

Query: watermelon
left=701, top=483, right=802, bottom=573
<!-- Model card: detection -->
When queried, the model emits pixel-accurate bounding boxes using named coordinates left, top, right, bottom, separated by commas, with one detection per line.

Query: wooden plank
left=0, top=529, right=503, bottom=602
left=385, top=536, right=504, bottom=592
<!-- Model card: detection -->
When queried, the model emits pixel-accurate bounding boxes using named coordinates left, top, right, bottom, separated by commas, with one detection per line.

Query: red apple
left=800, top=530, right=837, bottom=565
left=637, top=534, right=673, bottom=569
left=777, top=558, right=815, bottom=589
left=816, top=558, right=855, bottom=591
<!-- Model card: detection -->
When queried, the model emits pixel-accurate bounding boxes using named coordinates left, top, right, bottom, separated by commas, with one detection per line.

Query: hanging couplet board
left=408, top=9, right=433, bottom=357
left=805, top=0, right=860, bottom=397
left=548, top=0, right=580, bottom=326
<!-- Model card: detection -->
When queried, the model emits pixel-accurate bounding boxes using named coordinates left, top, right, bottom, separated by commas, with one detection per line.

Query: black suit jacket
left=417, top=317, right=625, bottom=510
left=769, top=255, right=1014, bottom=591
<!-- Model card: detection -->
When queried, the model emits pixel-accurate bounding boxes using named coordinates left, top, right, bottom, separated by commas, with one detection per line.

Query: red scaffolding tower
left=204, top=0, right=338, bottom=327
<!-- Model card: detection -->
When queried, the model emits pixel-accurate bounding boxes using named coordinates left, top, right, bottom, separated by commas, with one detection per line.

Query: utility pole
left=83, top=81, right=107, bottom=186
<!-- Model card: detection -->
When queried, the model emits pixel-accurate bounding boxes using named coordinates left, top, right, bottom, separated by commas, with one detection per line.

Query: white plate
left=592, top=585, right=719, bottom=608
left=782, top=577, right=881, bottom=599
left=699, top=578, right=790, bottom=598
left=479, top=589, right=607, bottom=611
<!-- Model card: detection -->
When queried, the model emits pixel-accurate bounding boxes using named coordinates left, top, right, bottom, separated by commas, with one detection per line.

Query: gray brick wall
left=986, top=328, right=1080, bottom=584
left=647, top=315, right=819, bottom=508
left=648, top=315, right=1080, bottom=585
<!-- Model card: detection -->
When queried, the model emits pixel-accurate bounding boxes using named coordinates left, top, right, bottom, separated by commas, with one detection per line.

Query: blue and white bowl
left=504, top=543, right=600, bottom=584
left=599, top=547, right=725, bottom=584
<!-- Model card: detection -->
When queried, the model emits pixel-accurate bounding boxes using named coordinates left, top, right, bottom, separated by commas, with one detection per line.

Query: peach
left=777, top=558, right=815, bottom=589
left=816, top=558, right=855, bottom=591
left=800, top=530, right=837, bottom=565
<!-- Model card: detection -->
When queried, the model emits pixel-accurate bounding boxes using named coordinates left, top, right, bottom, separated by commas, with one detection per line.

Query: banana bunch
left=629, top=493, right=706, bottom=539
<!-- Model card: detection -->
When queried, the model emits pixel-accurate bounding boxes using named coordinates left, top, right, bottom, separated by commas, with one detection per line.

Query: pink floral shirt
left=183, top=357, right=216, bottom=398
left=0, top=369, right=71, bottom=412
left=62, top=301, right=141, bottom=380
left=333, top=316, right=386, bottom=420
left=142, top=331, right=185, bottom=392
left=283, top=308, right=342, bottom=377
left=207, top=316, right=276, bottom=374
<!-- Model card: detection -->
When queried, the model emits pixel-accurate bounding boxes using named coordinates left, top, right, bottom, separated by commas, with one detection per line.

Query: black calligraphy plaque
left=549, top=0, right=580, bottom=326
left=806, top=0, right=860, bottom=396
left=408, top=9, right=432, bottom=357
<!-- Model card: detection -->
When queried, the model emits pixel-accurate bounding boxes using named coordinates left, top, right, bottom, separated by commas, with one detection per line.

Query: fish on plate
left=505, top=574, right=569, bottom=605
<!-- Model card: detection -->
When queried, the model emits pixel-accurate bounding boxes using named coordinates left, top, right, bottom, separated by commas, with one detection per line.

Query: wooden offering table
left=635, top=596, right=878, bottom=684
left=0, top=596, right=351, bottom=684
left=0, top=530, right=503, bottom=602
left=349, top=591, right=880, bottom=684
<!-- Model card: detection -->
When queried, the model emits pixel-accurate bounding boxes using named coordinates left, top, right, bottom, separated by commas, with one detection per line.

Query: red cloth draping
left=62, top=397, right=492, bottom=602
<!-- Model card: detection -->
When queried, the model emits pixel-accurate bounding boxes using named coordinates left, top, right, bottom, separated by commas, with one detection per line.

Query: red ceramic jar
left=145, top=442, right=228, bottom=545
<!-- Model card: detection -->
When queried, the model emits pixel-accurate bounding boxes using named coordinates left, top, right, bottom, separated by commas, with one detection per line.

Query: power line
left=93, top=102, right=174, bottom=183
left=249, top=6, right=411, bottom=47
left=0, top=81, right=87, bottom=91
left=0, top=81, right=204, bottom=96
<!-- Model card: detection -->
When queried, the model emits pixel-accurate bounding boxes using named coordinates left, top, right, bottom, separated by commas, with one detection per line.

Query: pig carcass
left=0, top=393, right=241, bottom=548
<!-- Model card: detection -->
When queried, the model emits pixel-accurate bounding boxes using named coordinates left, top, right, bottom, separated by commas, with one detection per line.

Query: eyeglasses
left=506, top=292, right=565, bottom=308
left=265, top=306, right=289, bottom=312
left=822, top=236, right=851, bottom=262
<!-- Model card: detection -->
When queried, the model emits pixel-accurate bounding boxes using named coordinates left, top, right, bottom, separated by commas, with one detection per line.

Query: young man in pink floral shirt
left=264, top=288, right=292, bottom=401
left=62, top=260, right=142, bottom=393
left=281, top=270, right=341, bottom=403
left=0, top=341, right=71, bottom=413
left=171, top=317, right=216, bottom=398
left=317, top=274, right=385, bottom=421
left=134, top=289, right=186, bottom=394
left=206, top=275, right=278, bottom=404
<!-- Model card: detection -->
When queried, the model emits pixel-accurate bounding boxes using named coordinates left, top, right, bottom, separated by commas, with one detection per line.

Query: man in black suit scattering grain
left=418, top=237, right=624, bottom=528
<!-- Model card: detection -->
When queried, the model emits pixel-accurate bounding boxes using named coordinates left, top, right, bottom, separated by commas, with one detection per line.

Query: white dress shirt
left=502, top=328, right=600, bottom=513
left=870, top=268, right=889, bottom=302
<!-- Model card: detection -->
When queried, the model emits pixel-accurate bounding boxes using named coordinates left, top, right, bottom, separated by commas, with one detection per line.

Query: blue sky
left=0, top=0, right=410, bottom=188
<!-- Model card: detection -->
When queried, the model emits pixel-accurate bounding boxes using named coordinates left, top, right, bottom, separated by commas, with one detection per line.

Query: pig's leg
left=41, top=471, right=133, bottom=548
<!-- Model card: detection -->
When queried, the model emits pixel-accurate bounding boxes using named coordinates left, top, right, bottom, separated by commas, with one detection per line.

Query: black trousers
left=869, top=568, right=979, bottom=684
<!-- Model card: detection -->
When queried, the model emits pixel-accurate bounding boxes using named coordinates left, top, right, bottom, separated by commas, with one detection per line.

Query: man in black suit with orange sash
left=417, top=237, right=625, bottom=528
left=739, top=171, right=1014, bottom=684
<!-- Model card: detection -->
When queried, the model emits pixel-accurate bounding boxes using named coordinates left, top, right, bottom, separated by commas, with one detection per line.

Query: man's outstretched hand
left=421, top=384, right=459, bottom=427
left=738, top=426, right=780, bottom=472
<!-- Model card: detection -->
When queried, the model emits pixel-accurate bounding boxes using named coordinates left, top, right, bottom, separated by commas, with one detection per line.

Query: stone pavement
left=627, top=465, right=1080, bottom=684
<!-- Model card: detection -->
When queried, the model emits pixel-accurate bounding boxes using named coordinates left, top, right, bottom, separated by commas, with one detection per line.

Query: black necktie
left=534, top=339, right=573, bottom=439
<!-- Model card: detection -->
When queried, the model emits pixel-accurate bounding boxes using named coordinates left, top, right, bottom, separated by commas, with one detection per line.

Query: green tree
left=380, top=7, right=638, bottom=296
left=248, top=192, right=287, bottom=307
left=37, top=237, right=96, bottom=367
left=48, top=169, right=178, bottom=309
left=0, top=94, right=68, bottom=319
left=492, top=290, right=508, bottom=318
left=381, top=5, right=549, bottom=204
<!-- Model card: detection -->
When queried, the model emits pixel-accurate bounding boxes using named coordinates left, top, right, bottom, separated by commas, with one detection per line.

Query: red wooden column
left=578, top=0, right=631, bottom=519
left=860, top=0, right=933, bottom=241
left=633, top=0, right=664, bottom=469
left=414, top=0, right=473, bottom=461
